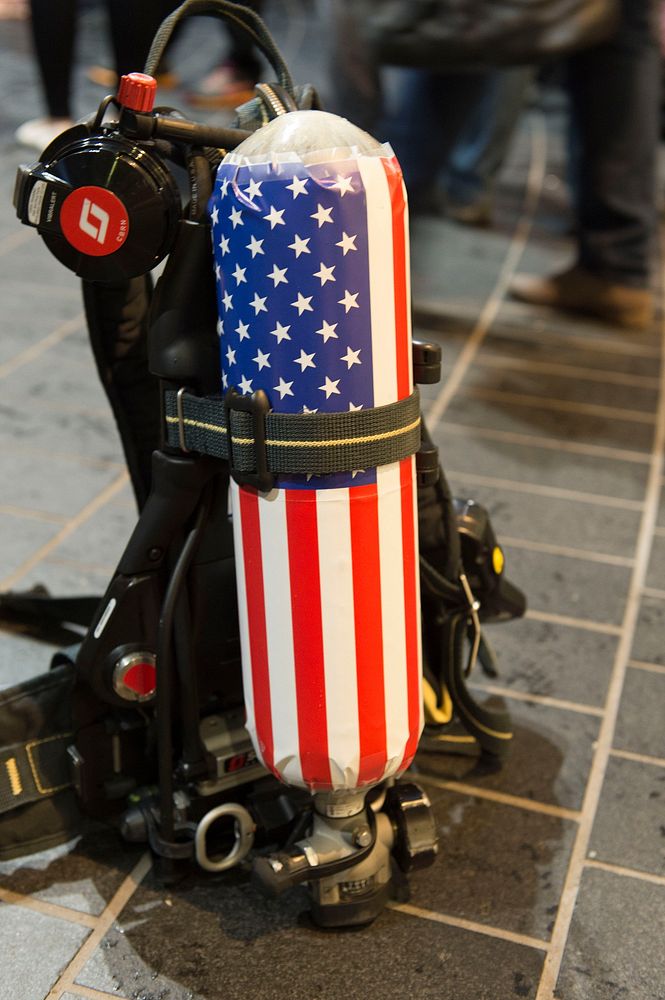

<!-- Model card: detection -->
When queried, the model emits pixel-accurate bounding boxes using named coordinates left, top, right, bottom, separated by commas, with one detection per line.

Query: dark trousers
left=567, top=0, right=661, bottom=286
left=30, top=0, right=178, bottom=118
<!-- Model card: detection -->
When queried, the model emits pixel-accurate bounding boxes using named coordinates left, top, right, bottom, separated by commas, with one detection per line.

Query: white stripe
left=317, top=487, right=361, bottom=787
left=257, top=489, right=303, bottom=786
left=358, top=156, right=397, bottom=407
left=229, top=482, right=259, bottom=757
left=401, top=176, right=414, bottom=388
left=410, top=454, right=424, bottom=736
left=377, top=462, right=410, bottom=776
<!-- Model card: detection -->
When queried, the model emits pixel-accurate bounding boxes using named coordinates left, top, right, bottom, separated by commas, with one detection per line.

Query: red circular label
left=60, top=186, right=130, bottom=256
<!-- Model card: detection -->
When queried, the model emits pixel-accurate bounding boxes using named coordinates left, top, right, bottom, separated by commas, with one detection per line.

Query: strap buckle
left=224, top=387, right=275, bottom=493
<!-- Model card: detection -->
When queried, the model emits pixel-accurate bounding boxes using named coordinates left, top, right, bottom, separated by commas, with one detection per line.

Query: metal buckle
left=223, top=386, right=274, bottom=493
left=176, top=387, right=190, bottom=454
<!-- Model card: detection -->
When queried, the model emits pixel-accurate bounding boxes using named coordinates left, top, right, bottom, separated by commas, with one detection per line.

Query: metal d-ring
left=195, top=802, right=256, bottom=873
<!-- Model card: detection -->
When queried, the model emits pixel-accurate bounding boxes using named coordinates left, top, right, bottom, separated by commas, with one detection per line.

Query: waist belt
left=164, top=385, right=421, bottom=490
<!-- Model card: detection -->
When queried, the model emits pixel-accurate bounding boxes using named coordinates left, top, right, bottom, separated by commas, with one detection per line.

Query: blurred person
left=327, top=2, right=531, bottom=223
left=509, top=0, right=660, bottom=330
left=443, top=67, right=534, bottom=227
left=15, top=0, right=177, bottom=151
left=185, top=0, right=265, bottom=108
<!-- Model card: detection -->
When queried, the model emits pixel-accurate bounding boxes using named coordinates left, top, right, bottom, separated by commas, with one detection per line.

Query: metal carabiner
left=195, top=802, right=256, bottom=873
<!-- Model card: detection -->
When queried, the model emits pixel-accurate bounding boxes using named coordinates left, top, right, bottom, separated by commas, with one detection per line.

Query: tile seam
left=627, top=659, right=665, bottom=675
left=462, top=385, right=655, bottom=425
left=497, top=536, right=635, bottom=568
left=388, top=901, right=551, bottom=952
left=0, top=471, right=129, bottom=591
left=411, top=772, right=581, bottom=822
left=425, top=112, right=548, bottom=429
left=0, top=887, right=97, bottom=928
left=472, top=352, right=661, bottom=389
left=438, top=419, right=651, bottom=465
left=470, top=683, right=605, bottom=718
left=534, top=236, right=665, bottom=1000
left=525, top=610, right=622, bottom=636
left=584, top=858, right=665, bottom=888
left=445, top=470, right=645, bottom=511
left=0, top=315, right=86, bottom=381
left=608, top=747, right=665, bottom=769
left=44, top=852, right=152, bottom=1000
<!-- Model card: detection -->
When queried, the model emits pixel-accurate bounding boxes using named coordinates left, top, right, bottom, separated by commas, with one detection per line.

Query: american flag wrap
left=209, top=136, right=422, bottom=792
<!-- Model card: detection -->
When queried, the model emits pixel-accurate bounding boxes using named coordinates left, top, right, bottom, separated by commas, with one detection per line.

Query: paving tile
left=50, top=501, right=138, bottom=571
left=0, top=397, right=125, bottom=465
left=630, top=596, right=665, bottom=666
left=0, top=512, right=60, bottom=583
left=645, top=535, right=665, bottom=592
left=76, top=873, right=544, bottom=1000
left=0, top=630, right=61, bottom=686
left=413, top=697, right=599, bottom=811
left=589, top=757, right=665, bottom=876
left=501, top=546, right=631, bottom=626
left=0, top=901, right=89, bottom=1000
left=442, top=392, right=654, bottom=454
left=1, top=352, right=111, bottom=416
left=433, top=421, right=649, bottom=502
left=0, top=452, right=122, bottom=518
left=1, top=822, right=144, bottom=917
left=407, top=787, right=576, bottom=940
left=482, top=312, right=663, bottom=378
left=474, top=617, right=616, bottom=708
left=411, top=217, right=512, bottom=307
left=461, top=359, right=658, bottom=414
left=556, top=867, right=665, bottom=1000
left=614, top=668, right=665, bottom=760
left=13, top=558, right=112, bottom=596
left=0, top=282, right=82, bottom=363
left=656, top=485, right=665, bottom=529
left=444, top=476, right=641, bottom=559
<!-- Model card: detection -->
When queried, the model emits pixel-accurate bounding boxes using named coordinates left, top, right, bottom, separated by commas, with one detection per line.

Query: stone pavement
left=0, top=4, right=664, bottom=1000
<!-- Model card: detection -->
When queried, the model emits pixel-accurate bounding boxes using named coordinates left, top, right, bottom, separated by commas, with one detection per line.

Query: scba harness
left=3, top=0, right=525, bottom=927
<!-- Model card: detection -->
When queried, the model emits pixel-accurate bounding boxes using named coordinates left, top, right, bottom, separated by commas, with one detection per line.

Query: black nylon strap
left=164, top=387, right=421, bottom=475
left=0, top=734, right=73, bottom=816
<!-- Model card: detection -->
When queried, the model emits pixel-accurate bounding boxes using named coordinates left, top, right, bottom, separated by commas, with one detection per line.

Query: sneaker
left=508, top=264, right=654, bottom=331
left=15, top=117, right=74, bottom=152
left=86, top=66, right=180, bottom=89
left=186, top=62, right=257, bottom=109
left=445, top=194, right=493, bottom=228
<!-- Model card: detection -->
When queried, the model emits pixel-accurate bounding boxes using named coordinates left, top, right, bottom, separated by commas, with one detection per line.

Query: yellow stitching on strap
left=165, top=415, right=228, bottom=435
left=25, top=733, right=73, bottom=795
left=263, top=416, right=421, bottom=449
left=5, top=757, right=22, bottom=796
left=166, top=414, right=421, bottom=449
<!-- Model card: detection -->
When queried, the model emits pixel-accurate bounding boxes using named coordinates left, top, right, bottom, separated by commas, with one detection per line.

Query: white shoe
left=15, top=117, right=74, bottom=152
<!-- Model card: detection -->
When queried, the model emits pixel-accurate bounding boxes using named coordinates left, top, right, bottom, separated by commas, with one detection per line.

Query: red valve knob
left=117, top=72, right=157, bottom=113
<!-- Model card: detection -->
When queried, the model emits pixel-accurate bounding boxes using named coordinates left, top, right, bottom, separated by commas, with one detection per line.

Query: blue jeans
left=567, top=0, right=660, bottom=286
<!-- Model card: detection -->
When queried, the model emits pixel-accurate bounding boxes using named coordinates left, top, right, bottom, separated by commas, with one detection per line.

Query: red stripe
left=238, top=487, right=275, bottom=774
left=382, top=156, right=410, bottom=401
left=350, top=484, right=387, bottom=785
left=285, top=490, right=331, bottom=790
left=398, top=457, right=421, bottom=770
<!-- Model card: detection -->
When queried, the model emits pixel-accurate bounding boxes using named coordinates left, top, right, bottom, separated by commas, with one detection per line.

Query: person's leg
left=326, top=0, right=383, bottom=133
left=29, top=0, right=78, bottom=118
left=444, top=66, right=533, bottom=223
left=106, top=0, right=171, bottom=78
left=383, top=70, right=487, bottom=213
left=15, top=0, right=77, bottom=149
left=567, top=0, right=660, bottom=286
left=186, top=1, right=265, bottom=108
left=510, top=0, right=660, bottom=329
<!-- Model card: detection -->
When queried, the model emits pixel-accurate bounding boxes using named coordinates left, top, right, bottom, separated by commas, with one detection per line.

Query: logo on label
left=60, top=186, right=129, bottom=256
left=79, top=198, right=109, bottom=244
